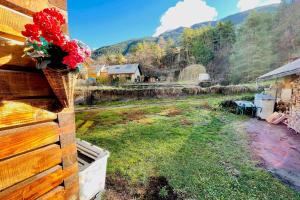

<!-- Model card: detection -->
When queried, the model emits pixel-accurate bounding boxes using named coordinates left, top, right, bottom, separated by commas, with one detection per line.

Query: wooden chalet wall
left=0, top=1, right=79, bottom=200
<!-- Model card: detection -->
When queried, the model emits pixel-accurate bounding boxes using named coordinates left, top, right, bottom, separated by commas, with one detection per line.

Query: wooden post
left=58, top=109, right=79, bottom=200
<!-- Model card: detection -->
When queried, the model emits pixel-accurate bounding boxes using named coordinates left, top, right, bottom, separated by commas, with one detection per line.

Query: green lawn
left=76, top=94, right=300, bottom=200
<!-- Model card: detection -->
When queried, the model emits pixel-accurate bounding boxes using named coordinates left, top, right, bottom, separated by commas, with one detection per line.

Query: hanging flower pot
left=21, top=8, right=91, bottom=108
left=43, top=67, right=76, bottom=108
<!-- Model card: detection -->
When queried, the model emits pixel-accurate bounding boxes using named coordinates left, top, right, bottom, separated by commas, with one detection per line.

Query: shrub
left=97, top=75, right=110, bottom=85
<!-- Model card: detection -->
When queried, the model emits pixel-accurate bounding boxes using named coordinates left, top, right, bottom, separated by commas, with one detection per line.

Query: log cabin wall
left=290, top=76, right=300, bottom=133
left=0, top=1, right=79, bottom=199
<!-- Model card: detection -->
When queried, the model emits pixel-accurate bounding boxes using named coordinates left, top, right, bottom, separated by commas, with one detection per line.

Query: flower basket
left=21, top=8, right=90, bottom=108
left=43, top=68, right=76, bottom=108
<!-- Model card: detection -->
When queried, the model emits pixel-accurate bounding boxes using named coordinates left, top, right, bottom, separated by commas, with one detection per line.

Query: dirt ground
left=245, top=119, right=300, bottom=191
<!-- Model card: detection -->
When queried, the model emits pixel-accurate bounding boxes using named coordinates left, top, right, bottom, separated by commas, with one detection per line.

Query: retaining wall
left=75, top=85, right=257, bottom=105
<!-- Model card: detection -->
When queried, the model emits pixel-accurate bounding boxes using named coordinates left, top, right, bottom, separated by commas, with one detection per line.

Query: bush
left=97, top=75, right=110, bottom=85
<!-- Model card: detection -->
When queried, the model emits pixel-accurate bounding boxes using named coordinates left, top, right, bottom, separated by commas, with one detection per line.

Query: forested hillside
left=230, top=3, right=300, bottom=83
left=92, top=4, right=278, bottom=58
left=92, top=2, right=300, bottom=84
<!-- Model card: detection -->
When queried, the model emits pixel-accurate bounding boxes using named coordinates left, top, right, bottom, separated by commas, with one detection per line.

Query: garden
left=75, top=94, right=300, bottom=200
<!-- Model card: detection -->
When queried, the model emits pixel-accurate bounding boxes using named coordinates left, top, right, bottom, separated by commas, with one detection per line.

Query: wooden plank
left=60, top=132, right=76, bottom=148
left=0, top=0, right=50, bottom=16
left=0, top=99, right=58, bottom=130
left=58, top=111, right=75, bottom=133
left=64, top=180, right=79, bottom=200
left=63, top=163, right=79, bottom=181
left=0, top=39, right=35, bottom=68
left=0, top=164, right=77, bottom=200
left=0, top=0, right=68, bottom=15
left=0, top=31, right=25, bottom=41
left=62, top=143, right=78, bottom=168
left=0, top=122, right=60, bottom=160
left=57, top=110, right=79, bottom=199
left=0, top=5, right=32, bottom=40
left=49, top=0, right=67, bottom=10
left=63, top=163, right=79, bottom=188
left=64, top=171, right=79, bottom=190
left=0, top=70, right=53, bottom=99
left=0, top=144, right=62, bottom=190
left=59, top=111, right=78, bottom=168
left=0, top=166, right=63, bottom=200
left=37, top=186, right=65, bottom=200
left=60, top=120, right=76, bottom=136
left=58, top=111, right=76, bottom=148
left=61, top=146, right=79, bottom=199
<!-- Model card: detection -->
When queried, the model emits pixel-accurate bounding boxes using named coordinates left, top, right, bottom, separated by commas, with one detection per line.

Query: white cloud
left=153, top=0, right=218, bottom=37
left=237, top=0, right=281, bottom=12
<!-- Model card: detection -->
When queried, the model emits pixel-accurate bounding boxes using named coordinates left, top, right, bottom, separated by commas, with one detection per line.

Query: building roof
left=258, top=58, right=300, bottom=80
left=107, top=64, right=141, bottom=75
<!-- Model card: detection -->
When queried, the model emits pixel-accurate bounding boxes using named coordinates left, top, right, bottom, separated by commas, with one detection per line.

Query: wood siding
left=0, top=1, right=79, bottom=199
left=0, top=40, right=36, bottom=68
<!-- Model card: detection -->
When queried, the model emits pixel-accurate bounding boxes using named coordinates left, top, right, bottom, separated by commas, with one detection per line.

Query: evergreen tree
left=273, top=2, right=300, bottom=63
left=181, top=22, right=235, bottom=83
left=229, top=12, right=276, bottom=83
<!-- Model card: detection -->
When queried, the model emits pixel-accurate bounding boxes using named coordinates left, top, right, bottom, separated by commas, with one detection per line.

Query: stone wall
left=75, top=85, right=256, bottom=105
left=290, top=76, right=300, bottom=133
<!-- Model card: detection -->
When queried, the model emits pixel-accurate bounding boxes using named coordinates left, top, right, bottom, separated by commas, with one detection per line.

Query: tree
left=229, top=12, right=276, bottom=83
left=95, top=53, right=127, bottom=65
left=115, top=54, right=127, bottom=64
left=209, top=22, right=236, bottom=83
left=182, top=27, right=215, bottom=65
left=128, top=42, right=164, bottom=71
left=181, top=22, right=236, bottom=83
left=272, top=2, right=300, bottom=63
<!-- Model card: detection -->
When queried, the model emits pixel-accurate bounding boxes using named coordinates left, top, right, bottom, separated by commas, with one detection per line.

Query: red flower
left=21, top=24, right=41, bottom=42
left=43, top=29, right=66, bottom=46
left=31, top=8, right=67, bottom=46
left=62, top=53, right=85, bottom=69
left=33, top=8, right=65, bottom=27
left=61, top=40, right=87, bottom=69
left=22, top=8, right=90, bottom=70
left=43, top=8, right=66, bottom=25
left=62, top=40, right=79, bottom=53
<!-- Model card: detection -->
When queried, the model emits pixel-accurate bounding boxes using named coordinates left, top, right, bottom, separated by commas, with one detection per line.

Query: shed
left=0, top=1, right=79, bottom=199
left=106, top=63, right=142, bottom=82
left=257, top=58, right=300, bottom=133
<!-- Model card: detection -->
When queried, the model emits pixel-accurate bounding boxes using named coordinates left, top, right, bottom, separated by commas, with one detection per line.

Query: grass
left=76, top=94, right=300, bottom=200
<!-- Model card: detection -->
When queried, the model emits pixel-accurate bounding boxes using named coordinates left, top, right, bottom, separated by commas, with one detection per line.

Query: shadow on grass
left=157, top=114, right=300, bottom=199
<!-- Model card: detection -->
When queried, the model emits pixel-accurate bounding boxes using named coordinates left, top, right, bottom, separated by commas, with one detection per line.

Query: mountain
left=92, top=4, right=279, bottom=59
left=93, top=37, right=157, bottom=58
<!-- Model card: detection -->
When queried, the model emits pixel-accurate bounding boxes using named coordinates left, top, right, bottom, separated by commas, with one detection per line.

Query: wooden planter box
left=77, top=139, right=109, bottom=200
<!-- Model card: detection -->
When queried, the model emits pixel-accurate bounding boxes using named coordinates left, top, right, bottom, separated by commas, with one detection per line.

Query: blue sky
left=68, top=0, right=280, bottom=49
